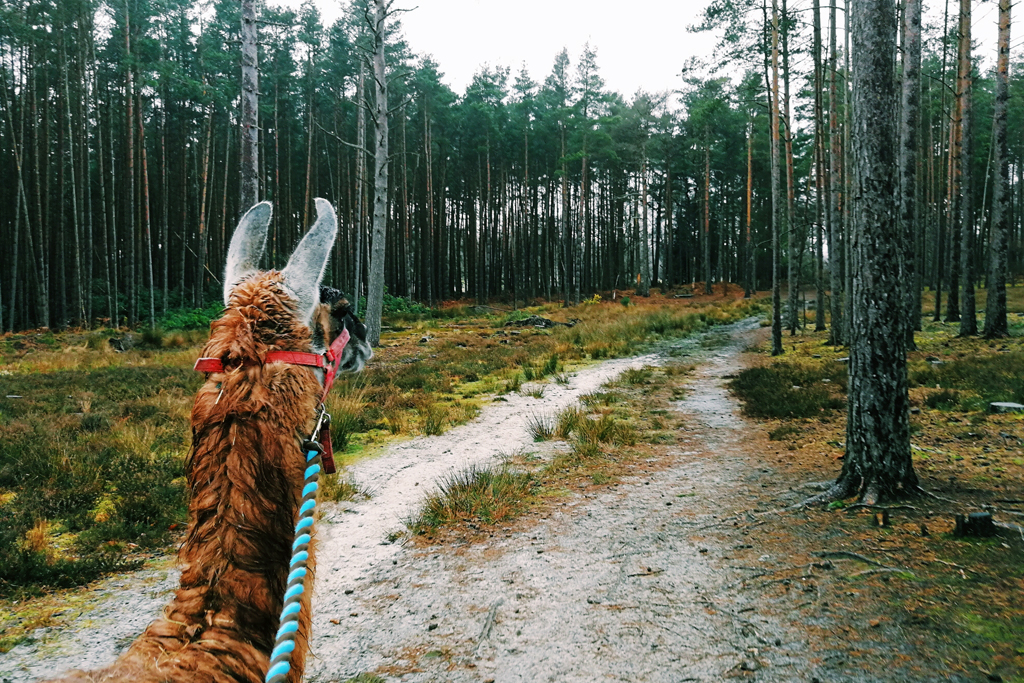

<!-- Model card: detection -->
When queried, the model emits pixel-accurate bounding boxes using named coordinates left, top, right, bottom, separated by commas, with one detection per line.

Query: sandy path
left=304, top=318, right=823, bottom=682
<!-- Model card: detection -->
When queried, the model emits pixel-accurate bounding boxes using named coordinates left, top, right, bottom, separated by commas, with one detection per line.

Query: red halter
left=193, top=327, right=352, bottom=473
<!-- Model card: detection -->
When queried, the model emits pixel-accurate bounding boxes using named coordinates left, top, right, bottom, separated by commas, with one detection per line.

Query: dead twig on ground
left=474, top=598, right=504, bottom=654
left=814, top=550, right=886, bottom=567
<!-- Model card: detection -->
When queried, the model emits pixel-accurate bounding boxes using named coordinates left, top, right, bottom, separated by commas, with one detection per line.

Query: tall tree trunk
left=958, top=0, right=977, bottom=335
left=813, top=0, right=826, bottom=329
left=746, top=120, right=755, bottom=297
left=364, top=0, right=389, bottom=347
left=828, top=0, right=843, bottom=344
left=63, top=48, right=84, bottom=326
left=985, top=0, right=1011, bottom=338
left=353, top=61, right=366, bottom=314
left=900, top=0, right=922, bottom=348
left=139, top=93, right=155, bottom=328
left=125, top=2, right=136, bottom=328
left=832, top=0, right=917, bottom=504
left=783, top=0, right=798, bottom=334
left=240, top=0, right=259, bottom=212
left=195, top=107, right=213, bottom=308
left=770, top=0, right=784, bottom=355
left=704, top=131, right=712, bottom=294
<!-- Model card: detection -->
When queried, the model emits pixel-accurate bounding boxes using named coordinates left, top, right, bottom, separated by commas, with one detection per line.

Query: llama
left=49, top=198, right=371, bottom=683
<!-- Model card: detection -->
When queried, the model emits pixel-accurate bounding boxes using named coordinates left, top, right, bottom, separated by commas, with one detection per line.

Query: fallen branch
left=850, top=567, right=913, bottom=578
left=846, top=504, right=919, bottom=512
left=814, top=550, right=886, bottom=567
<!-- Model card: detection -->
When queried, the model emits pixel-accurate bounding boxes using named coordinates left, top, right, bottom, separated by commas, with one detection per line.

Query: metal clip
left=310, top=404, right=330, bottom=442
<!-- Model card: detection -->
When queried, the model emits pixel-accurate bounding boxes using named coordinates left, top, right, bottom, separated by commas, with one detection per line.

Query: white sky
left=270, top=0, right=1003, bottom=101
left=273, top=0, right=722, bottom=98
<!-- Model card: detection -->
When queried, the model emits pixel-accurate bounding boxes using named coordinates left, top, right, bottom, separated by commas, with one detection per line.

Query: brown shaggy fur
left=51, top=272, right=324, bottom=683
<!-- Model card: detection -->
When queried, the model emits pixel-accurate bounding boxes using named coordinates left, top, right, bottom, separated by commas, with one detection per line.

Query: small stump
left=954, top=512, right=996, bottom=538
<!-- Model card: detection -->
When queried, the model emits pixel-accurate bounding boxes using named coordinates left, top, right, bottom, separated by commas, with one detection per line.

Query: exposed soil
left=2, top=319, right=983, bottom=682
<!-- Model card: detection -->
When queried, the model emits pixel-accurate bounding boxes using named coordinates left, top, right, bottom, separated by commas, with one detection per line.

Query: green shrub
left=924, top=389, right=963, bottom=410
left=156, top=304, right=223, bottom=331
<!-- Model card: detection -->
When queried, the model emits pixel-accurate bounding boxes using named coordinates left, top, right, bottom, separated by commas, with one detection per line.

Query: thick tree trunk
left=900, top=0, right=922, bottom=348
left=240, top=0, right=259, bottom=213
left=831, top=0, right=917, bottom=504
left=985, top=0, right=1011, bottom=338
left=364, top=0, right=389, bottom=347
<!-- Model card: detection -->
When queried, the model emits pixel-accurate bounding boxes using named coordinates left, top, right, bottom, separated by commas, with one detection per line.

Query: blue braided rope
left=265, top=445, right=322, bottom=683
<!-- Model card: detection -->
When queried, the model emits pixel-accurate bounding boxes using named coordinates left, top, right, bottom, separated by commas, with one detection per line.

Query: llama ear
left=224, top=201, right=273, bottom=305
left=282, top=198, right=338, bottom=325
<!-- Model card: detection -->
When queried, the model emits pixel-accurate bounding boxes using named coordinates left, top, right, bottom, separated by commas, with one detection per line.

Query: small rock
left=812, top=354, right=822, bottom=359
left=740, top=659, right=760, bottom=671
left=419, top=336, right=430, bottom=344
left=836, top=357, right=849, bottom=363
left=910, top=407, right=921, bottom=415
left=989, top=402, right=1024, bottom=414
left=344, top=588, right=354, bottom=595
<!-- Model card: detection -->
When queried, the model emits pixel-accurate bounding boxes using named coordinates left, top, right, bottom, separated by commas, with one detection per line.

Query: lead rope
left=265, top=405, right=330, bottom=683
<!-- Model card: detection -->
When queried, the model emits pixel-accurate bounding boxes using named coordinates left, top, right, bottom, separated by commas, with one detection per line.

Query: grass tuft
left=525, top=412, right=556, bottom=441
left=410, top=464, right=533, bottom=533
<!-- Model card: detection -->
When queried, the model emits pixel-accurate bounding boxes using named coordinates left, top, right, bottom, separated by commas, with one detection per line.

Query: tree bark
left=828, top=0, right=843, bottom=345
left=900, top=0, right=922, bottom=348
left=364, top=0, right=389, bottom=347
left=240, top=0, right=259, bottom=213
left=783, top=0, right=798, bottom=334
left=770, top=0, right=784, bottom=356
left=813, top=0, right=826, bottom=330
left=834, top=0, right=917, bottom=504
left=704, top=131, right=712, bottom=295
left=985, top=0, right=1011, bottom=338
left=958, top=0, right=977, bottom=335
left=354, top=60, right=366, bottom=315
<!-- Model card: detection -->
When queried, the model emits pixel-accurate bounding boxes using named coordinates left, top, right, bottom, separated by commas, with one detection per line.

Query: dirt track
left=4, top=319, right=920, bottom=683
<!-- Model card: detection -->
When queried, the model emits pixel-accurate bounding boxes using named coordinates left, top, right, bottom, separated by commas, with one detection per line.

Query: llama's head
left=223, top=198, right=372, bottom=373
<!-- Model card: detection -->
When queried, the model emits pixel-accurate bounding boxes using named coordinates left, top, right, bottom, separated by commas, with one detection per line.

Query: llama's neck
left=180, top=364, right=319, bottom=645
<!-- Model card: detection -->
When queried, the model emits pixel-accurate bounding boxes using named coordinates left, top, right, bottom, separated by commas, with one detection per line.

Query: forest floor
left=0, top=291, right=1022, bottom=682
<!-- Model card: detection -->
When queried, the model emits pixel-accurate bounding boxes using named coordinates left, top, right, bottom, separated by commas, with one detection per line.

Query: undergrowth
left=730, top=360, right=847, bottom=418
left=0, top=294, right=766, bottom=594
